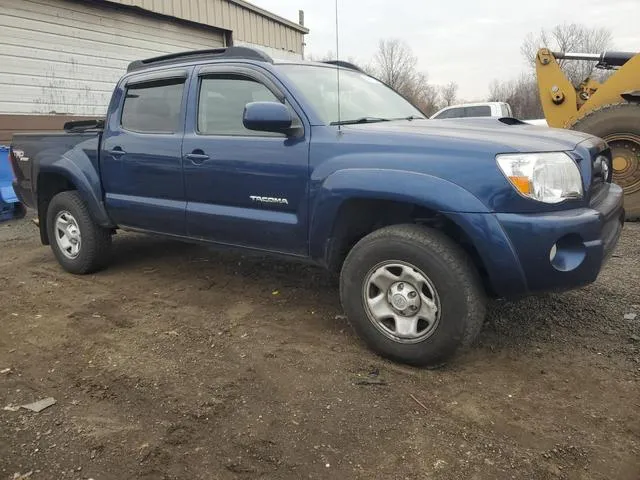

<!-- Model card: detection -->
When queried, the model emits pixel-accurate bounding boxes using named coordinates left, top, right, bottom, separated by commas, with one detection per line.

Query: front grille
left=591, top=148, right=612, bottom=187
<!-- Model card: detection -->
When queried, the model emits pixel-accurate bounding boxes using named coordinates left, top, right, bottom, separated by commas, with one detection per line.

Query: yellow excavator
left=535, top=48, right=640, bottom=220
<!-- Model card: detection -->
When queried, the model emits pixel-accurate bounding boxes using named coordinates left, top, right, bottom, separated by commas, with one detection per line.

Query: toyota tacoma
left=10, top=47, right=624, bottom=366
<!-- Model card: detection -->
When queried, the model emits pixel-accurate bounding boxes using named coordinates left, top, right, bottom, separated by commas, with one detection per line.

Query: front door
left=101, top=71, right=188, bottom=235
left=181, top=65, right=310, bottom=255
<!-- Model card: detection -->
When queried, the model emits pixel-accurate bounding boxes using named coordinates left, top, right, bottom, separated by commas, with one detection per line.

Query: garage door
left=0, top=0, right=226, bottom=117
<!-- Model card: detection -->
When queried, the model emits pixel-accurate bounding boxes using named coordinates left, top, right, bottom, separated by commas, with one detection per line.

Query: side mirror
left=243, top=101, right=293, bottom=134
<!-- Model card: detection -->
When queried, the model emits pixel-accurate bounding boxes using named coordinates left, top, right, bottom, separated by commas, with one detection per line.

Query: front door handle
left=108, top=147, right=126, bottom=157
left=185, top=151, right=210, bottom=164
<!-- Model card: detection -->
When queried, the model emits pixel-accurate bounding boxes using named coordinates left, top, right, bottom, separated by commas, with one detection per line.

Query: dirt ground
left=0, top=218, right=638, bottom=480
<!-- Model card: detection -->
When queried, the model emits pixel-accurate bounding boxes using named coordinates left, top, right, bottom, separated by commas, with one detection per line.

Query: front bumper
left=448, top=183, right=624, bottom=299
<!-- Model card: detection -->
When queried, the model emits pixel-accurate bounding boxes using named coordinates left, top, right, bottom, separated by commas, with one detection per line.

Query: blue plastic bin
left=1, top=145, right=22, bottom=221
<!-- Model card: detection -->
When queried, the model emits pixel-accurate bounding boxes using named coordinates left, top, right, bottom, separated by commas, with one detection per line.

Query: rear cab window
left=464, top=106, right=491, bottom=117
left=121, top=76, right=186, bottom=133
left=435, top=107, right=464, bottom=119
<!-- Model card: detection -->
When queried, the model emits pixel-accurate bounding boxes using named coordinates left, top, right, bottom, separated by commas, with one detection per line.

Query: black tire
left=46, top=191, right=112, bottom=274
left=339, top=224, right=486, bottom=366
left=570, top=103, right=640, bottom=220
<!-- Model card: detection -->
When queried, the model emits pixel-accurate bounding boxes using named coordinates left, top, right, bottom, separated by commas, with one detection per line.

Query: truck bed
left=11, top=132, right=101, bottom=209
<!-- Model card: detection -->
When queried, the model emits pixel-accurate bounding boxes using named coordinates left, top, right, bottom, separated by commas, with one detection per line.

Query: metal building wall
left=0, top=0, right=226, bottom=142
left=105, top=0, right=307, bottom=56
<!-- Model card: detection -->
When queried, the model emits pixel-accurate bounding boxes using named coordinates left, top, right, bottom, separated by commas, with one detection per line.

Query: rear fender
left=37, top=148, right=113, bottom=228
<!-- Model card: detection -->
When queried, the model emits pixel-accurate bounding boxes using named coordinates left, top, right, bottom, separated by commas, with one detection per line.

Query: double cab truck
left=10, top=47, right=624, bottom=366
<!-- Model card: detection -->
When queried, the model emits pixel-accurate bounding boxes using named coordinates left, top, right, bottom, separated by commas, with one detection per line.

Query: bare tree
left=306, top=51, right=377, bottom=81
left=439, top=82, right=458, bottom=107
left=310, top=39, right=458, bottom=118
left=371, top=39, right=434, bottom=106
left=488, top=74, right=543, bottom=120
left=373, top=39, right=419, bottom=92
left=306, top=51, right=364, bottom=66
left=488, top=24, right=614, bottom=120
left=400, top=72, right=439, bottom=115
left=521, top=23, right=613, bottom=85
left=418, top=83, right=441, bottom=117
left=305, top=51, right=335, bottom=62
left=369, top=39, right=440, bottom=114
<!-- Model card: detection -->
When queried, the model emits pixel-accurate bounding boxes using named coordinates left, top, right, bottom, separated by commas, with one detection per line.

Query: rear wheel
left=570, top=102, right=640, bottom=220
left=46, top=191, right=112, bottom=274
left=339, top=224, right=486, bottom=366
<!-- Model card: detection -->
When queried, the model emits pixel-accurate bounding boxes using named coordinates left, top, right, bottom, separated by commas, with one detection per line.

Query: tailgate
left=9, top=137, right=35, bottom=208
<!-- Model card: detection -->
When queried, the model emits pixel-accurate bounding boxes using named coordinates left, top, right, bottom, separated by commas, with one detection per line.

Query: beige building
left=0, top=0, right=308, bottom=143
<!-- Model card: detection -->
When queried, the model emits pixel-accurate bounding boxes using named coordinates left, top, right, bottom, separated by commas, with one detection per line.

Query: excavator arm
left=535, top=48, right=640, bottom=220
left=536, top=48, right=640, bottom=128
left=535, top=49, right=579, bottom=128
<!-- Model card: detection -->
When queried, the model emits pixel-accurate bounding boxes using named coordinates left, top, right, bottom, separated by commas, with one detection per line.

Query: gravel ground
left=0, top=218, right=638, bottom=480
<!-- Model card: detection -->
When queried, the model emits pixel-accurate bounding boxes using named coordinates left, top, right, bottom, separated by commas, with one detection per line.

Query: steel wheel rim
left=606, top=133, right=640, bottom=195
left=362, top=261, right=441, bottom=344
left=54, top=211, right=82, bottom=259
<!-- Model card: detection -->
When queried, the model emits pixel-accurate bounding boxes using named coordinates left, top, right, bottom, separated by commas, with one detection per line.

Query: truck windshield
left=278, top=64, right=425, bottom=125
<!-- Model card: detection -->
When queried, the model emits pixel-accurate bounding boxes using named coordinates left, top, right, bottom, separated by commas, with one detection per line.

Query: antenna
left=334, top=0, right=342, bottom=131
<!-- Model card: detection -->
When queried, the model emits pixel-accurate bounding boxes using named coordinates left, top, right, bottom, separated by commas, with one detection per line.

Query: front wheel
left=46, top=191, right=112, bottom=274
left=340, top=224, right=486, bottom=366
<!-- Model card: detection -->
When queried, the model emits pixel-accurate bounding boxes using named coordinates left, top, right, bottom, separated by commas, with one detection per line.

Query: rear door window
left=121, top=79, right=185, bottom=133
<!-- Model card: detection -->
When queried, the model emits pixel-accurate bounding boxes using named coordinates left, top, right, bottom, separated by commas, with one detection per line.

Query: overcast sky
left=252, top=0, right=640, bottom=100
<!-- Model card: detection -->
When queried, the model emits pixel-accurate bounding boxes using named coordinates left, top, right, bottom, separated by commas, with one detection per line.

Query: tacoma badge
left=250, top=196, right=289, bottom=205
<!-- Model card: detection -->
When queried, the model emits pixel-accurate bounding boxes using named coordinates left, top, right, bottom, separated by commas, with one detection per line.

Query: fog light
left=550, top=234, right=587, bottom=272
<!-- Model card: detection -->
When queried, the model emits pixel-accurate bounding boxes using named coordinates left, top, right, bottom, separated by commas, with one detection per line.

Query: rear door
left=100, top=69, right=189, bottom=235
left=181, top=64, right=310, bottom=255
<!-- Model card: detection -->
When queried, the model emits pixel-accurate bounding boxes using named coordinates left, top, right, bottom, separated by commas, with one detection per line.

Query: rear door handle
left=185, top=152, right=210, bottom=164
left=108, top=147, right=126, bottom=157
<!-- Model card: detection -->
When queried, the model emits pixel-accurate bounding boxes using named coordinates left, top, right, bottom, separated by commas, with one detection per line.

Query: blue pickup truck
left=10, top=47, right=624, bottom=365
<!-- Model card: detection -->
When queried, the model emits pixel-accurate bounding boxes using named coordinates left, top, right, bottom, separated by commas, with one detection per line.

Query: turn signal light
left=508, top=176, right=532, bottom=195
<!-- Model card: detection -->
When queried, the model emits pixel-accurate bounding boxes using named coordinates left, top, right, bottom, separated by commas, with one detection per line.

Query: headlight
left=496, top=152, right=583, bottom=204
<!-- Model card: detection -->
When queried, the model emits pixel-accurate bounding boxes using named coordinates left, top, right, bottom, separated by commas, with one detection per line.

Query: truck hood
left=343, top=117, right=594, bottom=153
left=312, top=116, right=605, bottom=215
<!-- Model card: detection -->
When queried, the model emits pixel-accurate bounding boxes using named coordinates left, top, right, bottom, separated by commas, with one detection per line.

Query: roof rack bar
left=322, top=60, right=363, bottom=72
left=127, top=47, right=274, bottom=72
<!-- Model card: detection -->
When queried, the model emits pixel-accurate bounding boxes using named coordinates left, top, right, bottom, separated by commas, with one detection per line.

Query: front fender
left=37, top=147, right=113, bottom=228
left=308, top=168, right=528, bottom=297
left=308, top=168, right=490, bottom=260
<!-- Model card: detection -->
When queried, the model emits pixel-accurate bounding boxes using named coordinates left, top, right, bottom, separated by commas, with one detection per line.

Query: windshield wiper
left=390, top=115, right=425, bottom=121
left=330, top=117, right=390, bottom=126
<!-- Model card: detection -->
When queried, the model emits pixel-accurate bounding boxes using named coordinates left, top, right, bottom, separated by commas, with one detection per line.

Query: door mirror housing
left=243, top=101, right=293, bottom=134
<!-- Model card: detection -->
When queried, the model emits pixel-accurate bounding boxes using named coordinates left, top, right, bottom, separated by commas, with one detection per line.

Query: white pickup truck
left=430, top=102, right=513, bottom=119
left=430, top=102, right=548, bottom=126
